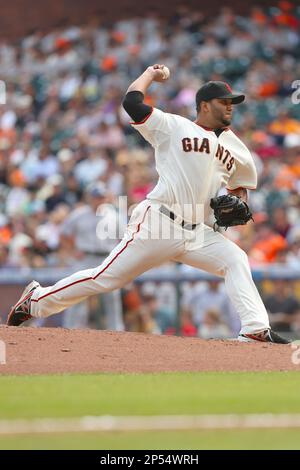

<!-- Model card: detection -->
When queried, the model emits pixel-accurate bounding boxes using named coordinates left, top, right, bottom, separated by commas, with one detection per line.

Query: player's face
left=208, top=98, right=233, bottom=127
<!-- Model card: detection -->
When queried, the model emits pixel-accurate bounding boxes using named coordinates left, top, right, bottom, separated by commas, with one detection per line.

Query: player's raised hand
left=147, top=64, right=170, bottom=83
left=126, top=64, right=170, bottom=94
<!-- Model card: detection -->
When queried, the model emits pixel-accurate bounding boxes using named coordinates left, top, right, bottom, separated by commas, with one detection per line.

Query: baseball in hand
left=151, top=64, right=171, bottom=82
left=161, top=66, right=170, bottom=80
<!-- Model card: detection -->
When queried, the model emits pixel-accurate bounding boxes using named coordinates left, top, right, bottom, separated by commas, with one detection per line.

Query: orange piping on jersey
left=130, top=108, right=154, bottom=125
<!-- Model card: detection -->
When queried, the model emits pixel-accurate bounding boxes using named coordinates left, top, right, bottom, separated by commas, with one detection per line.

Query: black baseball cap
left=196, top=81, right=245, bottom=110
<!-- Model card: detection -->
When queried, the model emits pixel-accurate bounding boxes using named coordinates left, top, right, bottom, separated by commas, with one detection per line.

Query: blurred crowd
left=0, top=2, right=300, bottom=336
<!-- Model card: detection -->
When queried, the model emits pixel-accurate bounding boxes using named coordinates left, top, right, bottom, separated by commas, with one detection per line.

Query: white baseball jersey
left=29, top=106, right=271, bottom=338
left=132, top=108, right=257, bottom=225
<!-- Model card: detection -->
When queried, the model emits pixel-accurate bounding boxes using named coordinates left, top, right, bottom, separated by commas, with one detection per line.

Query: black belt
left=159, top=205, right=197, bottom=230
left=82, top=251, right=109, bottom=257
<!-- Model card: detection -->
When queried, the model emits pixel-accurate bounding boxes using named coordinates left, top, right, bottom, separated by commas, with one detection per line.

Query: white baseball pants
left=30, top=200, right=270, bottom=335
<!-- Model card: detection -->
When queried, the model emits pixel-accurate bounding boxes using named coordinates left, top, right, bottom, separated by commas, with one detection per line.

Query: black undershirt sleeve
left=122, top=91, right=152, bottom=123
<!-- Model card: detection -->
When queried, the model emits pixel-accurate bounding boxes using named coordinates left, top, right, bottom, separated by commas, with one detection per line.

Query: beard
left=221, top=115, right=231, bottom=126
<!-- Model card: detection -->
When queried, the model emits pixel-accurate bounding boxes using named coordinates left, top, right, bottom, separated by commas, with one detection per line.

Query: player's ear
left=202, top=101, right=210, bottom=113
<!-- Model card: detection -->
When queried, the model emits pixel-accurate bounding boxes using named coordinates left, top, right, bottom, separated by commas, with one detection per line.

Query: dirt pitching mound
left=0, top=326, right=297, bottom=375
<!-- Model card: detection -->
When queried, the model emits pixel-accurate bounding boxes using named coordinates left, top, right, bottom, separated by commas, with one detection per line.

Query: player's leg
left=175, top=225, right=270, bottom=335
left=19, top=202, right=185, bottom=321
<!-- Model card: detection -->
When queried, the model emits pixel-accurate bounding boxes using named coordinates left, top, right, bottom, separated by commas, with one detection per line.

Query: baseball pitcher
left=7, top=64, right=290, bottom=343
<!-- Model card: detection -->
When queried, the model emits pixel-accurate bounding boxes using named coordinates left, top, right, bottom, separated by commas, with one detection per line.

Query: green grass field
left=0, top=371, right=300, bottom=449
left=1, top=429, right=300, bottom=450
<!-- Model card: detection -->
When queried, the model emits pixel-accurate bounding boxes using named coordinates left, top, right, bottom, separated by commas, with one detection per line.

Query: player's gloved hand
left=210, top=194, right=253, bottom=230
